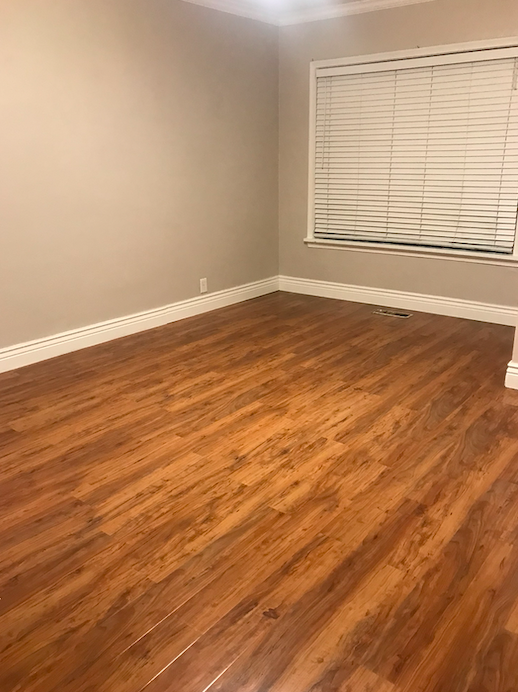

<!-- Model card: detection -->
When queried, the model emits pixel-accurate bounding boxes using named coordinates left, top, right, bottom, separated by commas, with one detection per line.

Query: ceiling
left=181, top=0, right=435, bottom=26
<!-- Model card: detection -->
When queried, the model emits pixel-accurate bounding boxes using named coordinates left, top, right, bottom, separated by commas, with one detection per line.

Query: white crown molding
left=278, top=275, right=518, bottom=326
left=181, top=0, right=435, bottom=26
left=278, top=0, right=434, bottom=25
left=181, top=0, right=278, bottom=24
left=0, top=277, right=278, bottom=374
left=505, top=361, right=518, bottom=389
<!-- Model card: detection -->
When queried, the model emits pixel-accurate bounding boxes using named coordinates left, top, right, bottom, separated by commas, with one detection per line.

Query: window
left=307, top=44, right=518, bottom=258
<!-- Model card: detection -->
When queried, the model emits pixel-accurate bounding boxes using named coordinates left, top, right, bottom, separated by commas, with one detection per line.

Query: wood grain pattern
left=1, top=292, right=518, bottom=692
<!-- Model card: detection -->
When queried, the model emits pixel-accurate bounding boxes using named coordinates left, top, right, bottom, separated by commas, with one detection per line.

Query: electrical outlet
left=200, top=278, right=208, bottom=294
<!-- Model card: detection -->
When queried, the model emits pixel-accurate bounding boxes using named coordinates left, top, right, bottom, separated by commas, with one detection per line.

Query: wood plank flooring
left=2, top=291, right=518, bottom=692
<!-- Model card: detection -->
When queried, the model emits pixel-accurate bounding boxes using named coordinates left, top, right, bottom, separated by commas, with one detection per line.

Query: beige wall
left=0, top=0, right=279, bottom=348
left=278, top=0, right=518, bottom=306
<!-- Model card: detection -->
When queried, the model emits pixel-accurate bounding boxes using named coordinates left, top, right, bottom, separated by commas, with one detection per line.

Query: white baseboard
left=505, top=361, right=518, bottom=389
left=2, top=274, right=516, bottom=374
left=0, top=277, right=278, bottom=374
left=279, top=275, right=518, bottom=327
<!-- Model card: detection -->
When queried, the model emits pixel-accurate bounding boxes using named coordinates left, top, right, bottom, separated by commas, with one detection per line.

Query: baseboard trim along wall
left=1, top=274, right=516, bottom=374
left=0, top=277, right=278, bottom=374
left=505, top=362, right=518, bottom=390
left=278, top=276, right=517, bottom=327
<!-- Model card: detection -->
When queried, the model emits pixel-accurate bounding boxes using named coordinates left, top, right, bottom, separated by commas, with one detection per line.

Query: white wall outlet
left=200, top=278, right=208, bottom=294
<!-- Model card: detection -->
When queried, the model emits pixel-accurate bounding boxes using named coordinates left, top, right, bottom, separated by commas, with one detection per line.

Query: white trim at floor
left=2, top=275, right=516, bottom=374
left=278, top=275, right=517, bottom=326
left=0, top=277, right=278, bottom=374
left=505, top=361, right=518, bottom=390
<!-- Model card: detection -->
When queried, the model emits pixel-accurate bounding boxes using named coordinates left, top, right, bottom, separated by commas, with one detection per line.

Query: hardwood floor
left=2, top=291, right=518, bottom=692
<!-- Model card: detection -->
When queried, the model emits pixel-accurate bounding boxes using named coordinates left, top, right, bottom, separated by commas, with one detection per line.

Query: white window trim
left=305, top=37, right=518, bottom=267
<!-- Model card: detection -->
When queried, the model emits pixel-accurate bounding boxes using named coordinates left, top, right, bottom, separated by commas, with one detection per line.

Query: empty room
left=3, top=0, right=518, bottom=690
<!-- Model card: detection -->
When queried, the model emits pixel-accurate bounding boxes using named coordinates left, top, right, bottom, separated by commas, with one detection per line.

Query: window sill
left=304, top=238, right=518, bottom=267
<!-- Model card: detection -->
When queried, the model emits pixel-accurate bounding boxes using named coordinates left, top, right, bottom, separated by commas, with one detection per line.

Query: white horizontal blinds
left=313, top=55, right=518, bottom=254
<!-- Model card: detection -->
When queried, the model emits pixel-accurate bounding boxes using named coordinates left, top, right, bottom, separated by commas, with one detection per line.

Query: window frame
left=305, top=37, right=518, bottom=267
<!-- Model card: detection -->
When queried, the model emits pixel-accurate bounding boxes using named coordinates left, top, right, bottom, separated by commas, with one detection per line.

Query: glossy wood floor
left=2, top=292, right=518, bottom=692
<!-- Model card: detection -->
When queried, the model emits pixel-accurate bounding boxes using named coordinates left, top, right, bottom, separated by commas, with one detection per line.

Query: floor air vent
left=373, top=308, right=413, bottom=319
